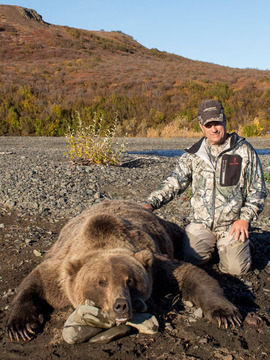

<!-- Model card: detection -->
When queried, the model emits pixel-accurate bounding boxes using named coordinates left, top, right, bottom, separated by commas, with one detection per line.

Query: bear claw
left=211, top=309, right=242, bottom=328
left=8, top=325, right=36, bottom=342
left=7, top=312, right=44, bottom=341
left=221, top=314, right=241, bottom=328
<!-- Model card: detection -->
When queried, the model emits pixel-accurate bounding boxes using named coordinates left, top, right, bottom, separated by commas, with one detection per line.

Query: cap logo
left=204, top=106, right=218, bottom=113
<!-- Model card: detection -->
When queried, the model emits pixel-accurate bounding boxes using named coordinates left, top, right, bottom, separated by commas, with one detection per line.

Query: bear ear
left=64, top=258, right=84, bottom=277
left=134, top=250, right=153, bottom=269
left=83, top=214, right=126, bottom=240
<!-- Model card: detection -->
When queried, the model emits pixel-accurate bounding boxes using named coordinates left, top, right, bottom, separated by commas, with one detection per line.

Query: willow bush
left=65, top=114, right=125, bottom=166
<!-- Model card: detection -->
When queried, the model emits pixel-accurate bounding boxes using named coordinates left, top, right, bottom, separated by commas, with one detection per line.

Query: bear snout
left=113, top=297, right=131, bottom=322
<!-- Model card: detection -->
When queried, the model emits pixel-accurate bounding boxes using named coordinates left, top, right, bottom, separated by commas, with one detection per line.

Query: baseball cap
left=197, top=99, right=225, bottom=126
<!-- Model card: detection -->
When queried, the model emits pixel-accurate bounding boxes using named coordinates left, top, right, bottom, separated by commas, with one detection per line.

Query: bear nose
left=113, top=298, right=129, bottom=319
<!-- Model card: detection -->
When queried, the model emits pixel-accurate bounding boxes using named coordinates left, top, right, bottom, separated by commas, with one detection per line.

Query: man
left=144, top=99, right=267, bottom=276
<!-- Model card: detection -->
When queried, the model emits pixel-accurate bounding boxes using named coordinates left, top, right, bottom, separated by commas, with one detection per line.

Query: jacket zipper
left=211, top=171, right=216, bottom=231
left=221, top=159, right=227, bottom=185
left=211, top=152, right=227, bottom=231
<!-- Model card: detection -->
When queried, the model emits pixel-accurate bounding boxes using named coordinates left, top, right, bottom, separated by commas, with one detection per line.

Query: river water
left=130, top=149, right=270, bottom=157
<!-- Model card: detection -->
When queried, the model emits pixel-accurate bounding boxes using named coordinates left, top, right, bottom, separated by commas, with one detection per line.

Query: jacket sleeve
left=147, top=153, right=192, bottom=210
left=240, top=149, right=267, bottom=223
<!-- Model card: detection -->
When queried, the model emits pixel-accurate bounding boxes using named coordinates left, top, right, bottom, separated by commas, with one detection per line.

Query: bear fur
left=7, top=200, right=241, bottom=341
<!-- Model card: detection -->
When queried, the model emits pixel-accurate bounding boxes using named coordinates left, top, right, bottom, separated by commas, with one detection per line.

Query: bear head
left=64, top=248, right=153, bottom=323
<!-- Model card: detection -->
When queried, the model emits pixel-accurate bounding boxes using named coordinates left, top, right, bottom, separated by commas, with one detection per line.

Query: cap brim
left=202, top=117, right=223, bottom=125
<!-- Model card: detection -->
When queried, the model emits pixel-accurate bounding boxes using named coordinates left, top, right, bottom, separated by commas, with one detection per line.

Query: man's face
left=200, top=121, right=227, bottom=145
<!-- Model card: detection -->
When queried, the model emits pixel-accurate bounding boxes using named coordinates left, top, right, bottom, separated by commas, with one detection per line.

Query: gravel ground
left=0, top=136, right=269, bottom=222
left=0, top=136, right=269, bottom=360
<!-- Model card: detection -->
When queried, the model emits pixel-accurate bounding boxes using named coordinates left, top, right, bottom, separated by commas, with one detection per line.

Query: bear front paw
left=206, top=307, right=242, bottom=328
left=7, top=305, right=44, bottom=341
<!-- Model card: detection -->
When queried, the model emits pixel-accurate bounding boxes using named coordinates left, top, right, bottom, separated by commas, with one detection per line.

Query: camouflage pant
left=182, top=223, right=251, bottom=276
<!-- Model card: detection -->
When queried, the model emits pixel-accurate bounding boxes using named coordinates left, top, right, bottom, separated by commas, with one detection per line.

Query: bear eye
left=98, top=279, right=107, bottom=287
left=126, top=277, right=134, bottom=287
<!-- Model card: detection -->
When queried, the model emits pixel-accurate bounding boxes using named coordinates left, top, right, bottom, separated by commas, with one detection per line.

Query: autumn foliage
left=0, top=5, right=269, bottom=137
left=65, top=113, right=125, bottom=166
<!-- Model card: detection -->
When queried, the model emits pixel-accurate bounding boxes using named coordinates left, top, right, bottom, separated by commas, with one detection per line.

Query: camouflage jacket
left=147, top=133, right=267, bottom=231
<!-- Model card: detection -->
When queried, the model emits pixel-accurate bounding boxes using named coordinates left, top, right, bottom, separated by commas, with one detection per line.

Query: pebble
left=183, top=300, right=194, bottom=308
left=214, top=353, right=233, bottom=360
left=165, top=322, right=174, bottom=332
left=33, top=249, right=43, bottom=257
left=244, top=281, right=253, bottom=288
left=2, top=288, right=15, bottom=299
left=193, top=308, right=203, bottom=318
left=244, top=312, right=262, bottom=326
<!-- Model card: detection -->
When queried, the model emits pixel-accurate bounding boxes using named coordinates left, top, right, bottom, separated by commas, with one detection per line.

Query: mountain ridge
left=0, top=5, right=269, bottom=136
left=0, top=5, right=46, bottom=25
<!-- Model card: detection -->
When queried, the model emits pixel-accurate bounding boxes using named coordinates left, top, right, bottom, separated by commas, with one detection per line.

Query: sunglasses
left=204, top=121, right=223, bottom=129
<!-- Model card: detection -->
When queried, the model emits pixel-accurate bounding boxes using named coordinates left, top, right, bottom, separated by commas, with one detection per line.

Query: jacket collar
left=185, top=132, right=245, bottom=155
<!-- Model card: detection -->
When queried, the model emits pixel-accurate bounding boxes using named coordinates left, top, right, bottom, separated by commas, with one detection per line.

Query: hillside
left=0, top=5, right=270, bottom=136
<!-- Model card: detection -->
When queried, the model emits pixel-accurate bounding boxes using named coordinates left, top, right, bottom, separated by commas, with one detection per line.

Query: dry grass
left=145, top=118, right=200, bottom=138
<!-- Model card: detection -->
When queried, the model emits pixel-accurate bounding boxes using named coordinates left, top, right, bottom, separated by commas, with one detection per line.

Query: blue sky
left=1, top=0, right=270, bottom=70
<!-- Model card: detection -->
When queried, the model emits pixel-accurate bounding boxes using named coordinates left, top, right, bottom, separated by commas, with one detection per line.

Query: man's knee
left=219, top=259, right=251, bottom=276
left=183, top=223, right=216, bottom=265
left=218, top=238, right=252, bottom=276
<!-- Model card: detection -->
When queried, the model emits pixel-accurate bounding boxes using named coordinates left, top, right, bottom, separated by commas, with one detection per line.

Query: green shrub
left=243, top=119, right=263, bottom=137
left=264, top=172, right=270, bottom=182
left=186, top=187, right=192, bottom=200
left=65, top=113, right=125, bottom=166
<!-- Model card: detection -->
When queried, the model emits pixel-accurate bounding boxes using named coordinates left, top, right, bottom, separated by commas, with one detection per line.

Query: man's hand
left=229, top=219, right=249, bottom=242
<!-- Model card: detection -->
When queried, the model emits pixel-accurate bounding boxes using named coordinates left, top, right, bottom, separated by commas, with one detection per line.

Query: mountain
left=0, top=5, right=269, bottom=136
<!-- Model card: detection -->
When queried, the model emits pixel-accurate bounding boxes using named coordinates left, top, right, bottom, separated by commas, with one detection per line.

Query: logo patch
left=220, top=155, right=242, bottom=186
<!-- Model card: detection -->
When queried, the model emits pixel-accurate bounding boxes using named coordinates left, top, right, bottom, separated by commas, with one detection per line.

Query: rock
left=89, top=325, right=130, bottom=344
left=183, top=300, right=193, bottom=308
left=193, top=307, right=203, bottom=318
left=33, top=249, right=43, bottom=257
left=165, top=322, right=174, bottom=331
left=127, top=313, right=159, bottom=334
left=5, top=200, right=16, bottom=208
left=63, top=305, right=158, bottom=344
left=94, top=191, right=101, bottom=199
left=244, top=312, right=262, bottom=326
left=214, top=352, right=233, bottom=360
left=63, top=310, right=102, bottom=344
left=73, top=305, right=114, bottom=329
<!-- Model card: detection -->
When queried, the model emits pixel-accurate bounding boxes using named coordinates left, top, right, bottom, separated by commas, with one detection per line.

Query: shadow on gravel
left=201, top=227, right=270, bottom=324
left=121, top=157, right=159, bottom=168
left=202, top=264, right=258, bottom=315
left=249, top=229, right=270, bottom=271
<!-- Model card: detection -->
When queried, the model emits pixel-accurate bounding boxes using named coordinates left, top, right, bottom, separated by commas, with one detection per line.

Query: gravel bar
left=0, top=137, right=269, bottom=228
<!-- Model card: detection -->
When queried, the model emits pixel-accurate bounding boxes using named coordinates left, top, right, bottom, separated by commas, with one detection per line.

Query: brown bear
left=7, top=200, right=241, bottom=341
